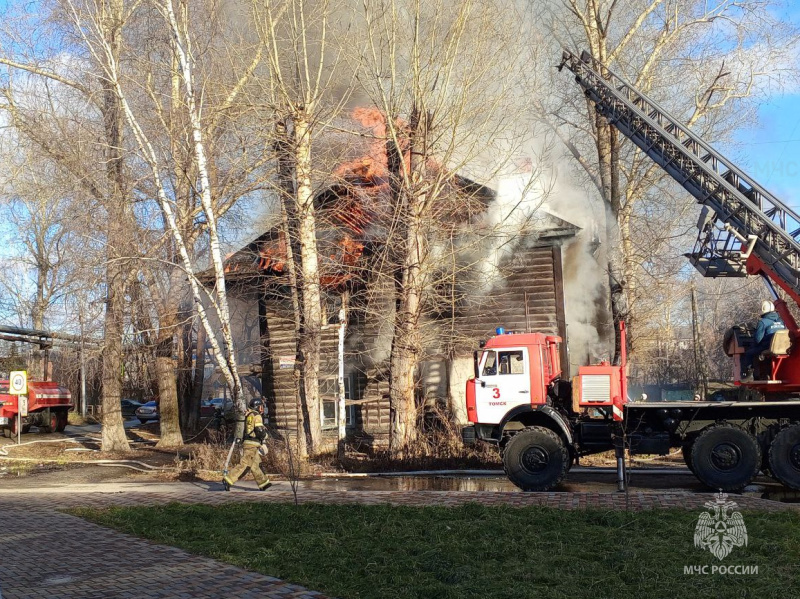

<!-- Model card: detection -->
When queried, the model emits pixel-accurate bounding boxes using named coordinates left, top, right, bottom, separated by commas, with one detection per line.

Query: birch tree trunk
left=162, top=0, right=245, bottom=419
left=99, top=0, right=130, bottom=452
left=294, top=112, right=322, bottom=455
left=388, top=104, right=427, bottom=455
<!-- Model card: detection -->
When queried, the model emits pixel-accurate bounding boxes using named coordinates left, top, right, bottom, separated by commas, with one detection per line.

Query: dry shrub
left=335, top=402, right=500, bottom=472
left=68, top=412, right=99, bottom=426
left=261, top=435, right=312, bottom=477
left=414, top=402, right=472, bottom=458
left=180, top=438, right=236, bottom=474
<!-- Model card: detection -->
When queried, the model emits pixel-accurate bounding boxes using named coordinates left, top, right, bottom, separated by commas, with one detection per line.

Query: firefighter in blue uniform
left=741, top=300, right=786, bottom=381
left=223, top=398, right=271, bottom=491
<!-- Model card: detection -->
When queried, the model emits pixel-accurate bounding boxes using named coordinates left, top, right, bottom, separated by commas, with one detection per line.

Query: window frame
left=320, top=373, right=356, bottom=430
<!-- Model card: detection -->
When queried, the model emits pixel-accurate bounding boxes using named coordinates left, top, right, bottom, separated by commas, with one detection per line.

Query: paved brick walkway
left=0, top=480, right=796, bottom=598
left=0, top=484, right=336, bottom=599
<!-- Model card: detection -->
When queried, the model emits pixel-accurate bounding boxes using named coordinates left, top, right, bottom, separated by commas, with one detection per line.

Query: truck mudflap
left=461, top=426, right=476, bottom=446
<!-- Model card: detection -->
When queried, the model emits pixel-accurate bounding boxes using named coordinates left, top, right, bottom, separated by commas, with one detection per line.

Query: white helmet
left=761, top=300, right=775, bottom=314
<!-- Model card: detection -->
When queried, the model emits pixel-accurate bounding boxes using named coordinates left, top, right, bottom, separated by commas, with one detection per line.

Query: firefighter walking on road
left=223, top=398, right=271, bottom=491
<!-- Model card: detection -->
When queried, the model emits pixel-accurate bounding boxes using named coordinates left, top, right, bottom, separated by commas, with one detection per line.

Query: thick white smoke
left=540, top=167, right=612, bottom=370
left=480, top=160, right=612, bottom=371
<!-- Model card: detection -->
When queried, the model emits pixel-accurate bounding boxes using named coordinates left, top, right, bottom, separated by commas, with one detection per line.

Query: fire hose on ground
left=0, top=437, right=171, bottom=472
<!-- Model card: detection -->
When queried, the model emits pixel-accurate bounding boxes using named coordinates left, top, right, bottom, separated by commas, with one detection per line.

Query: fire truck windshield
left=481, top=350, right=526, bottom=376
left=481, top=351, right=497, bottom=376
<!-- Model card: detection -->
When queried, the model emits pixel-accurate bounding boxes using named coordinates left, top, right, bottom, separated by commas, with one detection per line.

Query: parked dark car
left=135, top=400, right=159, bottom=424
left=201, top=398, right=234, bottom=418
left=121, top=399, right=143, bottom=418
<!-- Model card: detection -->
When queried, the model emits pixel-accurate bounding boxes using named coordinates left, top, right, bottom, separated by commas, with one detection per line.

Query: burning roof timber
left=218, top=107, right=578, bottom=286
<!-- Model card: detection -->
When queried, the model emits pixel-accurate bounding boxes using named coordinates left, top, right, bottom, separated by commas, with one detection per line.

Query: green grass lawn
left=73, top=502, right=800, bottom=599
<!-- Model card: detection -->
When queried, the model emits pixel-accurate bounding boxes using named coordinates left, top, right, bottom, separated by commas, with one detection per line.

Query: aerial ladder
left=461, top=53, right=800, bottom=493
left=559, top=49, right=800, bottom=392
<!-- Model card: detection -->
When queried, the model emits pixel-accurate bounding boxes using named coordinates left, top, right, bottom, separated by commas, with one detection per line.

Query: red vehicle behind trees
left=0, top=380, right=72, bottom=437
left=0, top=325, right=80, bottom=438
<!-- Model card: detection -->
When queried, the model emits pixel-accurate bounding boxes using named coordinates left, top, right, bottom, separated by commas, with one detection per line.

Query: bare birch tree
left=251, top=0, right=356, bottom=456
left=62, top=0, right=267, bottom=442
left=356, top=0, right=541, bottom=454
left=129, top=1, right=267, bottom=440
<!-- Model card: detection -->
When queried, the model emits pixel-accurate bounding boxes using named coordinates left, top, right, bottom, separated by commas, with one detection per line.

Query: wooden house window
left=320, top=374, right=355, bottom=429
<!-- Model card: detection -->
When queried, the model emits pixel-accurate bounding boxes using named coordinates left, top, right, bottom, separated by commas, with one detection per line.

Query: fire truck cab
left=466, top=330, right=562, bottom=425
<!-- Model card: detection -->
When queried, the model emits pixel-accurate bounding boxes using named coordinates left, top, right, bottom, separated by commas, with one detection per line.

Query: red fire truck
left=0, top=380, right=72, bottom=438
left=0, top=326, right=77, bottom=438
left=462, top=51, right=800, bottom=493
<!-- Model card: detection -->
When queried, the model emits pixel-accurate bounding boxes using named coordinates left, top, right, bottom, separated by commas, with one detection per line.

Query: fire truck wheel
left=768, top=424, right=800, bottom=490
left=55, top=410, right=68, bottom=432
left=3, top=417, right=21, bottom=438
left=502, top=426, right=568, bottom=492
left=40, top=411, right=58, bottom=434
left=690, top=425, right=760, bottom=492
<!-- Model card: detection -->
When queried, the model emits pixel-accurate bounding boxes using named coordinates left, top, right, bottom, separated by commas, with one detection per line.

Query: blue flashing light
left=495, top=327, right=505, bottom=335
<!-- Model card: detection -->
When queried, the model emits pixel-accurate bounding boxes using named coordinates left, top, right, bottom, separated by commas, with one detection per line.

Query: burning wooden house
left=214, top=110, right=583, bottom=445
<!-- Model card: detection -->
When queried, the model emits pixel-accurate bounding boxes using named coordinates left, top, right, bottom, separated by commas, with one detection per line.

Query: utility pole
left=691, top=284, right=709, bottom=399
left=337, top=290, right=349, bottom=460
left=79, top=307, right=87, bottom=418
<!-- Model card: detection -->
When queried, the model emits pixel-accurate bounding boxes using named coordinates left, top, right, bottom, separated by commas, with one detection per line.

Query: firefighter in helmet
left=741, top=300, right=787, bottom=381
left=223, top=397, right=271, bottom=491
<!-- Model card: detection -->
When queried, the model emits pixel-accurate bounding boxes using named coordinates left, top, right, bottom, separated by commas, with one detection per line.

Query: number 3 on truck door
left=492, top=388, right=501, bottom=399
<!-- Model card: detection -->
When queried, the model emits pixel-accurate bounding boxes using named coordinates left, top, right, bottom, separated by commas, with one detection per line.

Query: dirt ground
left=0, top=420, right=189, bottom=487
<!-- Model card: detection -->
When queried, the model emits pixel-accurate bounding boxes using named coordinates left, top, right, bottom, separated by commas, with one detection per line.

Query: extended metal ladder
left=559, top=49, right=800, bottom=296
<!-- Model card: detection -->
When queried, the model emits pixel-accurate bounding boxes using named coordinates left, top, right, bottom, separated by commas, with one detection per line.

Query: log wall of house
left=344, top=269, right=395, bottom=440
left=258, top=291, right=340, bottom=432
left=228, top=243, right=569, bottom=440
left=453, top=245, right=565, bottom=347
